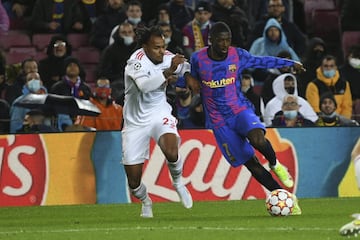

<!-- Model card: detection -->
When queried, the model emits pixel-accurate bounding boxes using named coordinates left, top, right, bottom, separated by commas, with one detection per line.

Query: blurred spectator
left=50, top=56, right=92, bottom=131
left=5, top=58, right=38, bottom=105
left=248, top=0, right=306, bottom=57
left=271, top=94, right=315, bottom=127
left=30, top=0, right=86, bottom=34
left=167, top=0, right=194, bottom=31
left=340, top=0, right=360, bottom=32
left=90, top=0, right=126, bottom=50
left=17, top=109, right=59, bottom=133
left=38, top=35, right=74, bottom=90
left=316, top=92, right=359, bottom=126
left=297, top=37, right=327, bottom=97
left=211, top=0, right=249, bottom=48
left=137, top=0, right=168, bottom=24
left=174, top=76, right=195, bottom=129
left=98, top=22, right=136, bottom=105
left=50, top=56, right=92, bottom=99
left=188, top=93, right=205, bottom=128
left=124, top=0, right=146, bottom=29
left=0, top=99, right=10, bottom=133
left=158, top=22, right=184, bottom=55
left=182, top=1, right=213, bottom=58
left=339, top=44, right=360, bottom=122
left=241, top=73, right=263, bottom=121
left=0, top=1, right=10, bottom=32
left=306, top=55, right=353, bottom=119
left=108, top=0, right=146, bottom=45
left=10, top=72, right=47, bottom=133
left=147, top=3, right=183, bottom=51
left=77, top=78, right=123, bottom=130
left=2, top=0, right=34, bottom=30
left=261, top=50, right=296, bottom=105
left=0, top=50, right=7, bottom=99
left=264, top=73, right=317, bottom=126
left=249, top=18, right=299, bottom=61
left=79, top=0, right=106, bottom=33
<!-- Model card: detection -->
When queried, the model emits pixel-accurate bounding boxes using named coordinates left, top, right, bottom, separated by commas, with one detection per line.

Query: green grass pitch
left=0, top=197, right=359, bottom=240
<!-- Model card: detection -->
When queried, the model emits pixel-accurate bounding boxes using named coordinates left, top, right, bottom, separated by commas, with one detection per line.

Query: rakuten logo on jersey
left=0, top=135, right=47, bottom=206
left=140, top=129, right=297, bottom=203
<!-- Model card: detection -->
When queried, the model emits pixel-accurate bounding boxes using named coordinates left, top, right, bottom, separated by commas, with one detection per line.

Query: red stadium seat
left=0, top=31, right=32, bottom=50
left=9, top=47, right=37, bottom=55
left=304, top=0, right=336, bottom=33
left=342, top=31, right=360, bottom=58
left=83, top=64, right=98, bottom=84
left=311, top=9, right=341, bottom=45
left=72, top=47, right=100, bottom=64
left=67, top=33, right=90, bottom=49
left=5, top=51, right=34, bottom=64
left=31, top=33, right=57, bottom=51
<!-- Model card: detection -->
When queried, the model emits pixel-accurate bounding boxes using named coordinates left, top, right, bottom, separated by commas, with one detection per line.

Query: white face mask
left=164, top=37, right=171, bottom=45
left=27, top=79, right=41, bottom=92
left=128, top=17, right=141, bottom=25
left=122, top=36, right=134, bottom=46
left=283, top=110, right=298, bottom=119
left=349, top=58, right=360, bottom=69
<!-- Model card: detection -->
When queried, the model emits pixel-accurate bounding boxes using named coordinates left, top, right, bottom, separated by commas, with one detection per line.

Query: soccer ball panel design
left=265, top=189, right=294, bottom=216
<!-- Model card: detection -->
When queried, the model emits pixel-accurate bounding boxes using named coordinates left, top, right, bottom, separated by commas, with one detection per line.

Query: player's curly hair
left=135, top=25, right=164, bottom=48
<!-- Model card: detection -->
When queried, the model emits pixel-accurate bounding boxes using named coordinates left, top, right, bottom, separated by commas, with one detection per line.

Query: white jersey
left=123, top=48, right=190, bottom=126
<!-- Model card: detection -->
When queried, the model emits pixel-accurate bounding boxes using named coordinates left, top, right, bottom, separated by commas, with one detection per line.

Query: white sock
left=130, top=182, right=151, bottom=205
left=354, top=156, right=360, bottom=189
left=167, top=156, right=183, bottom=187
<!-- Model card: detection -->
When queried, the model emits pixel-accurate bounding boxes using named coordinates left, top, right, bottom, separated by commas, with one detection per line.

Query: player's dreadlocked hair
left=135, top=25, right=164, bottom=49
left=209, top=21, right=232, bottom=39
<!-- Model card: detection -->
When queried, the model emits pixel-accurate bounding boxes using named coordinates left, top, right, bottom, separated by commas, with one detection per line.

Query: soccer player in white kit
left=122, top=26, right=193, bottom=218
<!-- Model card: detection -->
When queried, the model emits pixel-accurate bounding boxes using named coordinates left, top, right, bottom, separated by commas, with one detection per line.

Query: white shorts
left=122, top=111, right=179, bottom=165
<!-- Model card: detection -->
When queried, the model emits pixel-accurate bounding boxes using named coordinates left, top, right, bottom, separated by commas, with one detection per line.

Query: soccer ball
left=265, top=189, right=294, bottom=216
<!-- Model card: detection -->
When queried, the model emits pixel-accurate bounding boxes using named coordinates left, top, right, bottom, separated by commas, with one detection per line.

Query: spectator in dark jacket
left=90, top=0, right=126, bottom=50
left=30, top=0, right=85, bottom=34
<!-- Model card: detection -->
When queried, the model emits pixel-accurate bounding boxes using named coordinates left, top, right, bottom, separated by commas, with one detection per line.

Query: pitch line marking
left=0, top=226, right=338, bottom=234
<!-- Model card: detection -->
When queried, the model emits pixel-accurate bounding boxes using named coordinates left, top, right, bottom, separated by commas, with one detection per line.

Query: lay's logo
left=0, top=135, right=47, bottom=206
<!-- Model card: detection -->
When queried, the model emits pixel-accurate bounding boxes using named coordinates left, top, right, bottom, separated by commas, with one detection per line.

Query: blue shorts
left=212, top=109, right=265, bottom=167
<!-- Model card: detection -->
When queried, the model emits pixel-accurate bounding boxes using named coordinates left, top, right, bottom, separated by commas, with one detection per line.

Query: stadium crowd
left=0, top=0, right=359, bottom=133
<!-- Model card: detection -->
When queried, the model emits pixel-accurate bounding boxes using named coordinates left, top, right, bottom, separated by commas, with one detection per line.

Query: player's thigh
left=213, top=125, right=254, bottom=167
left=122, top=126, right=150, bottom=165
left=151, top=111, right=180, bottom=144
left=231, top=109, right=265, bottom=136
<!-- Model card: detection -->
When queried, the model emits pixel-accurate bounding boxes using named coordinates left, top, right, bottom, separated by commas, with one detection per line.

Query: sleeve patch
left=134, top=62, right=142, bottom=70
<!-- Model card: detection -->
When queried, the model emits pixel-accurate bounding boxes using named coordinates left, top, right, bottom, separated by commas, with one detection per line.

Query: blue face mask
left=27, top=79, right=41, bottom=92
left=323, top=69, right=336, bottom=78
left=283, top=110, right=298, bottom=119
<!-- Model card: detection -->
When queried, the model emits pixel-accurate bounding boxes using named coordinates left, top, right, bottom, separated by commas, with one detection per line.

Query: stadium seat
left=0, top=31, right=32, bottom=50
left=67, top=33, right=91, bottom=49
left=9, top=47, right=37, bottom=55
left=32, top=33, right=57, bottom=51
left=72, top=47, right=100, bottom=64
left=83, top=64, right=98, bottom=84
left=311, top=9, right=341, bottom=45
left=342, top=31, right=360, bottom=58
left=304, top=0, right=336, bottom=33
left=5, top=51, right=34, bottom=64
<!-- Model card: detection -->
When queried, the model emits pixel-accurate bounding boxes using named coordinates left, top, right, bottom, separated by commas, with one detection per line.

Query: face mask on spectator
left=123, top=36, right=134, bottom=46
left=283, top=110, right=297, bottom=119
left=164, top=37, right=171, bottom=45
left=323, top=69, right=336, bottom=78
left=349, top=58, right=360, bottom=69
left=27, top=79, right=41, bottom=92
left=128, top=17, right=141, bottom=25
